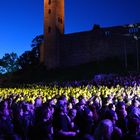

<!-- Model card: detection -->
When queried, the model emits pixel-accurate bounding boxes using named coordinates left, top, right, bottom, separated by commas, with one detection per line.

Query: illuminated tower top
left=44, top=0, right=64, bottom=36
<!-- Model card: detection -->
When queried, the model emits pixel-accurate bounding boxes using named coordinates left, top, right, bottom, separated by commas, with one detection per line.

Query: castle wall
left=60, top=28, right=138, bottom=69
left=42, top=1, right=140, bottom=70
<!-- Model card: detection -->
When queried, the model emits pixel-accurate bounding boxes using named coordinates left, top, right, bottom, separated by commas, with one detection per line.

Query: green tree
left=0, top=52, right=20, bottom=74
left=93, top=24, right=101, bottom=30
left=31, top=35, right=43, bottom=48
left=18, top=35, right=43, bottom=69
left=31, top=35, right=43, bottom=60
left=18, top=51, right=36, bottom=69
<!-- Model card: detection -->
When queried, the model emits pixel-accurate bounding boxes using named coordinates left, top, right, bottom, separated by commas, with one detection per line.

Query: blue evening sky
left=0, top=0, right=140, bottom=58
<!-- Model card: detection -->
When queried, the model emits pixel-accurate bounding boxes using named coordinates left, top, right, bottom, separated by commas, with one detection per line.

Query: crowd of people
left=0, top=74, right=140, bottom=140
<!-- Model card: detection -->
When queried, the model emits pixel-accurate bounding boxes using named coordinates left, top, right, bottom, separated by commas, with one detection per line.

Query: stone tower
left=40, top=0, right=64, bottom=69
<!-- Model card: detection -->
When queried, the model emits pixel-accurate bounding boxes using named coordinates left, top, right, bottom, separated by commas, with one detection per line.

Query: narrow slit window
left=60, top=18, right=63, bottom=24
left=48, top=9, right=51, bottom=14
left=48, top=0, right=51, bottom=5
left=58, top=17, right=60, bottom=22
left=58, top=17, right=63, bottom=24
left=48, top=26, right=51, bottom=33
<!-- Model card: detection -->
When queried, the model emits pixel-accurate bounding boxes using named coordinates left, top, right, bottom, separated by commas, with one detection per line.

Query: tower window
left=58, top=17, right=60, bottom=22
left=60, top=19, right=63, bottom=24
left=48, top=0, right=51, bottom=5
left=48, top=26, right=51, bottom=33
left=58, top=17, right=63, bottom=24
left=48, top=9, right=51, bottom=14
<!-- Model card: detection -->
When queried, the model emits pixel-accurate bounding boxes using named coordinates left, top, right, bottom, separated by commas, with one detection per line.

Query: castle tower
left=40, top=0, right=64, bottom=69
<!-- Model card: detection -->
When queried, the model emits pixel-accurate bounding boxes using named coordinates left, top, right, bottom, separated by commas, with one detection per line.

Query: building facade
left=41, top=0, right=140, bottom=71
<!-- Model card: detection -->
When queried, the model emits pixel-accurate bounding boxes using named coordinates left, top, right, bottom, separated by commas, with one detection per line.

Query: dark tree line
left=0, top=35, right=43, bottom=74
